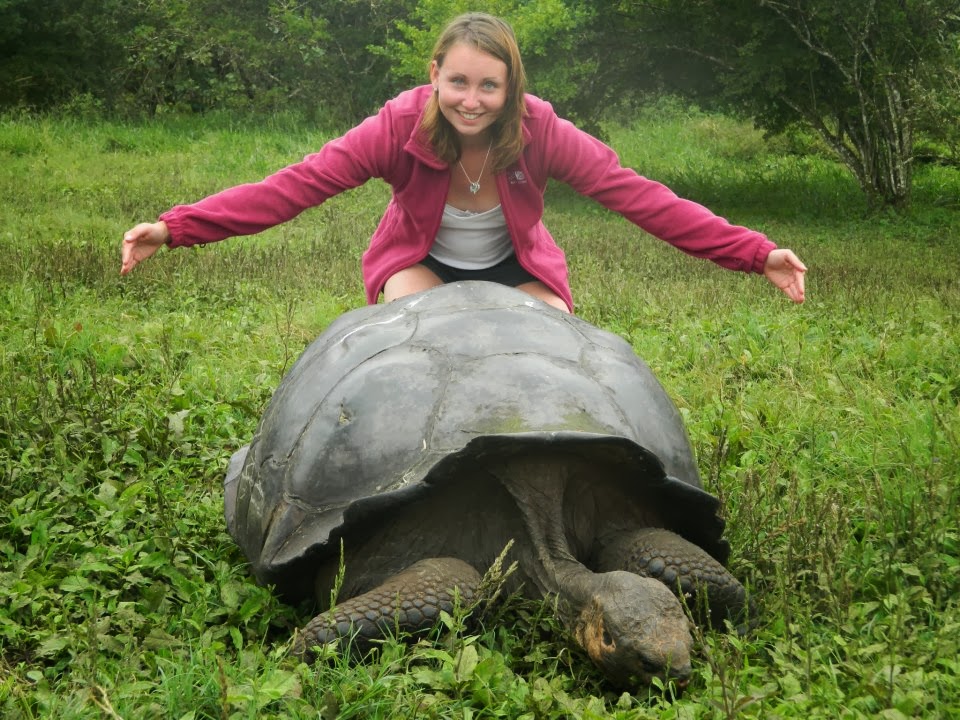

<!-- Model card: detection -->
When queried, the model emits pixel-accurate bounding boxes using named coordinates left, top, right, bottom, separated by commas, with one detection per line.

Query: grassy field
left=0, top=105, right=958, bottom=719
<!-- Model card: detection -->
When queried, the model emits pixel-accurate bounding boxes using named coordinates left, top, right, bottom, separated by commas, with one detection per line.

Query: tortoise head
left=571, top=571, right=693, bottom=688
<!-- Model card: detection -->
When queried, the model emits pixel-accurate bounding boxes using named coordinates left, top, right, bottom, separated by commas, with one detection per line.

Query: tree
left=0, top=0, right=136, bottom=109
left=912, top=26, right=960, bottom=163
left=614, top=0, right=960, bottom=209
left=118, top=0, right=333, bottom=115
left=0, top=0, right=412, bottom=123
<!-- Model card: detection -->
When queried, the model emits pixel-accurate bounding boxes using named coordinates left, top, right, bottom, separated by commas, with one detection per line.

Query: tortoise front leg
left=291, top=557, right=481, bottom=661
left=595, top=528, right=750, bottom=630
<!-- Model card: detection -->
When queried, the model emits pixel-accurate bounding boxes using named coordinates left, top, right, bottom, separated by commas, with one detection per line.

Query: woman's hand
left=764, top=248, right=807, bottom=304
left=121, top=221, right=170, bottom=275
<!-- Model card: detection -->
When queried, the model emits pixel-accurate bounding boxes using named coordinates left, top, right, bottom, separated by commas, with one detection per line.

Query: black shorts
left=419, top=253, right=539, bottom=287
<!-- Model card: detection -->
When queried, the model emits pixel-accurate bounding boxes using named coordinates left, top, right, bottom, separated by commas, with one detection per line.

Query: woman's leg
left=516, top=280, right=571, bottom=313
left=384, top=262, right=570, bottom=313
left=382, top=264, right=444, bottom=302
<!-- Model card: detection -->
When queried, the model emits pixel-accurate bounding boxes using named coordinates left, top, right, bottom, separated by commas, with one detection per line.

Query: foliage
left=0, top=0, right=412, bottom=124
left=1, top=109, right=959, bottom=718
left=0, top=0, right=133, bottom=109
left=912, top=30, right=960, bottom=163
left=119, top=0, right=325, bottom=115
left=3, top=1, right=959, bottom=207
left=618, top=0, right=960, bottom=209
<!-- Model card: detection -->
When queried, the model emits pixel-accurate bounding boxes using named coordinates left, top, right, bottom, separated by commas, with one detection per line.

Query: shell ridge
left=419, top=355, right=453, bottom=476
left=581, top=337, right=636, bottom=434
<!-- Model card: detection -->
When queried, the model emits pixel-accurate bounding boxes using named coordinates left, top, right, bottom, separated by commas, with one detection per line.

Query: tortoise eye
left=602, top=629, right=614, bottom=647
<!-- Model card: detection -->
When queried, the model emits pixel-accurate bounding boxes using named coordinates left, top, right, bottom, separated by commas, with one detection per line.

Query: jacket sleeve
left=536, top=106, right=775, bottom=274
left=161, top=104, right=402, bottom=248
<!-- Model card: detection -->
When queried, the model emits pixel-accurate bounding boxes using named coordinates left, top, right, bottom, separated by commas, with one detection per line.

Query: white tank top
left=429, top=204, right=513, bottom=269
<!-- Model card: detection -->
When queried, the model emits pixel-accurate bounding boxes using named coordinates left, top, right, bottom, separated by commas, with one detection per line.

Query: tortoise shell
left=224, top=281, right=727, bottom=598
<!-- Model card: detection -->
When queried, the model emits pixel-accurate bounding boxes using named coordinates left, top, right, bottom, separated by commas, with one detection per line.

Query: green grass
left=1, top=106, right=958, bottom=719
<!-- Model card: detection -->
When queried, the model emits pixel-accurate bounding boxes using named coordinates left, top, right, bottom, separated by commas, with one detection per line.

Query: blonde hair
left=420, top=13, right=527, bottom=172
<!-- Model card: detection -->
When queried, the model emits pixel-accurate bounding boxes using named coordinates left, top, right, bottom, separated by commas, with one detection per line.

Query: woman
left=121, top=13, right=806, bottom=312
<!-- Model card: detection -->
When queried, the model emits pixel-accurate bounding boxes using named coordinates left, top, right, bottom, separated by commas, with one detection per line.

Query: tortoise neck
left=487, top=456, right=596, bottom=599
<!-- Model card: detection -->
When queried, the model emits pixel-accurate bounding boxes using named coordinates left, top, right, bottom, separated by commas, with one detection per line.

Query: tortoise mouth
left=621, top=654, right=693, bottom=689
left=598, top=659, right=692, bottom=693
left=606, top=648, right=693, bottom=688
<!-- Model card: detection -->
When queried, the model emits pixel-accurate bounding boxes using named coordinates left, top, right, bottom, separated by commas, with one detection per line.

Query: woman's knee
left=516, top=281, right=571, bottom=313
left=382, top=264, right=444, bottom=302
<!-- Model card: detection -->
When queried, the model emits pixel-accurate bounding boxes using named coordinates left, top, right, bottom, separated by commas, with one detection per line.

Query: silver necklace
left=458, top=143, right=493, bottom=194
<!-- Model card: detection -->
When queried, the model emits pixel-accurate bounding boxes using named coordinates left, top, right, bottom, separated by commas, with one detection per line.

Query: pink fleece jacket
left=161, top=85, right=775, bottom=311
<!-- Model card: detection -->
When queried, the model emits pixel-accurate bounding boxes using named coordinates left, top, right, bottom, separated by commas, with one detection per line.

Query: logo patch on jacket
left=507, top=170, right=527, bottom=185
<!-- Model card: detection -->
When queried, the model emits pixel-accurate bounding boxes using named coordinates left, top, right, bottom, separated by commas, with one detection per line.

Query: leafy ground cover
left=1, top=107, right=958, bottom=719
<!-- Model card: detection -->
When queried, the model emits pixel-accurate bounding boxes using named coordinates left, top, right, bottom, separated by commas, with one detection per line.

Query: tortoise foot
left=292, top=557, right=481, bottom=660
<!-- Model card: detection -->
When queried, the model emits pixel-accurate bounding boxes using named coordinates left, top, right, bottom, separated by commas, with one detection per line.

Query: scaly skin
left=291, top=557, right=480, bottom=659
left=595, top=528, right=750, bottom=630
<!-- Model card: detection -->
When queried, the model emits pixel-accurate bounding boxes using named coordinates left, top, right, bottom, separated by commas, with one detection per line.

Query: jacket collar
left=403, top=86, right=448, bottom=170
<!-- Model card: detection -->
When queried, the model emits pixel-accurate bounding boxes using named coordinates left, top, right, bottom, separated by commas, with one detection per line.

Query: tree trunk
left=835, top=77, right=913, bottom=210
left=767, top=1, right=916, bottom=209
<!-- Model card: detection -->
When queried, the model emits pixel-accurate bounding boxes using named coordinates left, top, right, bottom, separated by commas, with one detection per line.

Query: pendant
left=469, top=181, right=480, bottom=194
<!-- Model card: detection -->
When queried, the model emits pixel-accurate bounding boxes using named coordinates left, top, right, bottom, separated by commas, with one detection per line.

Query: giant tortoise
left=224, top=281, right=748, bottom=688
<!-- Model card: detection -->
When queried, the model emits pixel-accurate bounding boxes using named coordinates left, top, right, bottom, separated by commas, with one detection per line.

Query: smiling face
left=430, top=42, right=509, bottom=147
